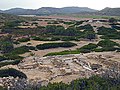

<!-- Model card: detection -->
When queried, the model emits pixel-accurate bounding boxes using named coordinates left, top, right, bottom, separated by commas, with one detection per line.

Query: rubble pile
left=0, top=77, right=48, bottom=90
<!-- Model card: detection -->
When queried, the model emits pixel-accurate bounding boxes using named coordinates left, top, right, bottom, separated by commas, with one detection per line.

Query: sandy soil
left=50, top=74, right=83, bottom=84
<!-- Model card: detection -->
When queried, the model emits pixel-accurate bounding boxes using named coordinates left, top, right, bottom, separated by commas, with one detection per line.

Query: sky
left=0, top=0, right=120, bottom=10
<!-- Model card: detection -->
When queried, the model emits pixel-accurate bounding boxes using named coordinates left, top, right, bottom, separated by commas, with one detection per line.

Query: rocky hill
left=1, top=7, right=97, bottom=15
left=99, top=7, right=120, bottom=16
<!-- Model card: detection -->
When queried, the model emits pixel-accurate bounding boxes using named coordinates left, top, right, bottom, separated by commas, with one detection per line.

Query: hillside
left=2, top=7, right=97, bottom=15
left=0, top=13, right=36, bottom=29
left=1, top=7, right=120, bottom=16
left=99, top=7, right=120, bottom=16
left=0, top=13, right=22, bottom=22
left=4, top=8, right=36, bottom=15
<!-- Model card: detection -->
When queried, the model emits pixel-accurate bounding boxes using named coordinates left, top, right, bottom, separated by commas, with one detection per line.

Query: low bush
left=0, top=68, right=27, bottom=78
left=36, top=42, right=77, bottom=50
left=97, top=39, right=119, bottom=48
left=0, top=60, right=20, bottom=67
left=18, top=38, right=30, bottom=42
left=78, top=43, right=98, bottom=53
left=10, top=46, right=30, bottom=55
left=39, top=75, right=120, bottom=90
left=4, top=54, right=23, bottom=60
left=94, top=47, right=120, bottom=52
left=97, top=26, right=116, bottom=35
left=27, top=46, right=36, bottom=50
left=80, top=43, right=97, bottom=50
left=77, top=24, right=93, bottom=31
left=44, top=50, right=80, bottom=56
left=32, top=36, right=49, bottom=41
left=61, top=36, right=79, bottom=41
left=79, top=49, right=91, bottom=53
left=100, top=33, right=120, bottom=39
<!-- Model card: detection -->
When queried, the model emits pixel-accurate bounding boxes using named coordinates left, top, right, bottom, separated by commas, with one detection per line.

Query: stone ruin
left=17, top=54, right=104, bottom=82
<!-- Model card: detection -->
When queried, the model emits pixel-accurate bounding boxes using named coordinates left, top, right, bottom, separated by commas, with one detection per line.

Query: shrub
left=100, top=32, right=120, bottom=39
left=61, top=36, right=79, bottom=41
left=0, top=60, right=20, bottom=67
left=109, top=18, right=117, bottom=23
left=94, top=48, right=104, bottom=52
left=27, top=46, right=36, bottom=50
left=0, top=56, right=6, bottom=62
left=78, top=43, right=98, bottom=53
left=10, top=46, right=30, bottom=55
left=77, top=24, right=93, bottom=31
left=84, top=31, right=96, bottom=40
left=111, top=25, right=120, bottom=30
left=18, top=38, right=30, bottom=42
left=74, top=21, right=84, bottom=25
left=4, top=54, right=23, bottom=60
left=50, top=37, right=61, bottom=41
left=82, top=43, right=98, bottom=50
left=0, top=68, right=27, bottom=79
left=36, top=42, right=77, bottom=50
left=45, top=50, right=80, bottom=56
left=79, top=49, right=91, bottom=53
left=0, top=41, right=14, bottom=53
left=64, top=21, right=75, bottom=25
left=97, top=39, right=119, bottom=48
left=32, top=36, right=48, bottom=41
left=97, top=26, right=117, bottom=35
left=39, top=75, right=120, bottom=90
left=95, top=47, right=120, bottom=52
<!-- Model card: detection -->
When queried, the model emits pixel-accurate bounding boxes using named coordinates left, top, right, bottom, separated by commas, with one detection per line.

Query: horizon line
left=0, top=6, right=116, bottom=11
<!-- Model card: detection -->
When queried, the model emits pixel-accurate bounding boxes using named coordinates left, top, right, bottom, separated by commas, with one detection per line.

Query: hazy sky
left=0, top=0, right=120, bottom=10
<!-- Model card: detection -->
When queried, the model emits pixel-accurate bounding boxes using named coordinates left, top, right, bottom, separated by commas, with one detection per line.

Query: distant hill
left=0, top=13, right=31, bottom=23
left=2, top=7, right=97, bottom=15
left=61, top=7, right=97, bottom=13
left=1, top=7, right=120, bottom=16
left=99, top=7, right=120, bottom=16
left=4, top=8, right=36, bottom=15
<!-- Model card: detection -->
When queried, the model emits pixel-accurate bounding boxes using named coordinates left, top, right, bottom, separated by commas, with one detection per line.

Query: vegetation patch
left=97, top=39, right=119, bottom=48
left=44, top=50, right=80, bottom=56
left=17, top=37, right=30, bottom=42
left=79, top=43, right=98, bottom=53
left=97, top=26, right=120, bottom=39
left=0, top=68, right=27, bottom=79
left=36, top=42, right=77, bottom=50
left=0, top=60, right=20, bottom=67
left=39, top=76, right=120, bottom=90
